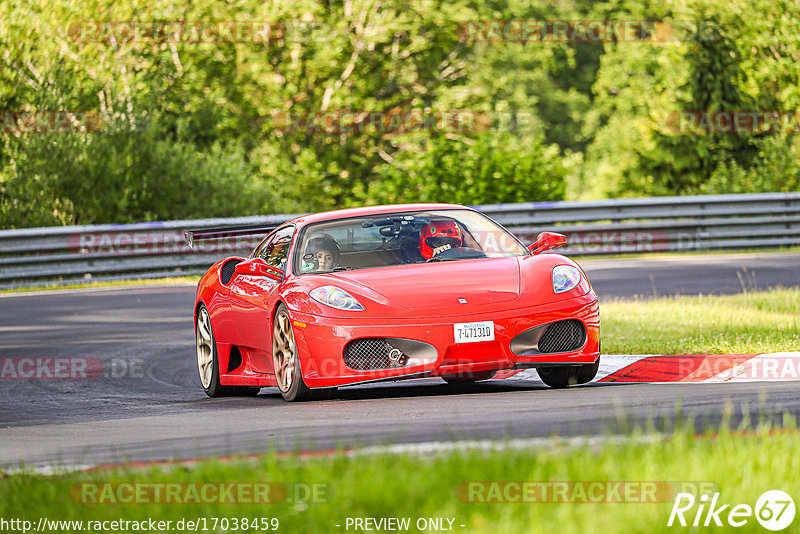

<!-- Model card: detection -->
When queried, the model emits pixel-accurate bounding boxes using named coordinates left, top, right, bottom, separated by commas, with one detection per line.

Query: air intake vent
left=510, top=319, right=587, bottom=355
left=537, top=319, right=586, bottom=353
left=220, top=259, right=242, bottom=285
left=343, top=338, right=437, bottom=371
left=344, top=338, right=401, bottom=370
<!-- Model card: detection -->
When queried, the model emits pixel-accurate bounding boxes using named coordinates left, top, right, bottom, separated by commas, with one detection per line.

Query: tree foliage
left=0, top=0, right=798, bottom=228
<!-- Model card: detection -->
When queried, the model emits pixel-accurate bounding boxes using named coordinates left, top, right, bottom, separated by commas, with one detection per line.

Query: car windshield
left=294, top=209, right=528, bottom=274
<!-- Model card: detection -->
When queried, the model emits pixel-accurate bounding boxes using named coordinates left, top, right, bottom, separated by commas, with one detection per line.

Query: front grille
left=537, top=319, right=586, bottom=353
left=344, top=338, right=405, bottom=370
left=220, top=259, right=242, bottom=285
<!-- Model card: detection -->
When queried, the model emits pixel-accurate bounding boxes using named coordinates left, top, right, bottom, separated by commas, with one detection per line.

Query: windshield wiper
left=331, top=266, right=354, bottom=271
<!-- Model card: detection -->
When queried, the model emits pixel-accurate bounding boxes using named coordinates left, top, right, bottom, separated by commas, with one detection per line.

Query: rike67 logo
left=668, top=490, right=795, bottom=530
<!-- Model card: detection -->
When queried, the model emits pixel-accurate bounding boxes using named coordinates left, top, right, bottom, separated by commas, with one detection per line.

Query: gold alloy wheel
left=196, top=307, right=214, bottom=389
left=272, top=309, right=297, bottom=392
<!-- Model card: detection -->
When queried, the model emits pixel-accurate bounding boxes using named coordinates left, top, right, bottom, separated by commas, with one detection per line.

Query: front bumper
left=289, top=292, right=600, bottom=388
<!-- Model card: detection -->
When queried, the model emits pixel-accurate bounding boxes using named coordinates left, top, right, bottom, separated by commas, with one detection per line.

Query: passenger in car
left=303, top=234, right=341, bottom=272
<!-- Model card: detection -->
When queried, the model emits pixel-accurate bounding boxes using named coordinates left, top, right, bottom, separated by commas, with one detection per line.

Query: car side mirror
left=234, top=258, right=283, bottom=281
left=528, top=232, right=567, bottom=255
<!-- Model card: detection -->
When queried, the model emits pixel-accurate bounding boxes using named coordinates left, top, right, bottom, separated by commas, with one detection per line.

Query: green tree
left=583, top=0, right=800, bottom=198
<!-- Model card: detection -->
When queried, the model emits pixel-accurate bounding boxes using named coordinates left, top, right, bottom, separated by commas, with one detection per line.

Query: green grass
left=602, top=288, right=800, bottom=354
left=2, top=422, right=798, bottom=533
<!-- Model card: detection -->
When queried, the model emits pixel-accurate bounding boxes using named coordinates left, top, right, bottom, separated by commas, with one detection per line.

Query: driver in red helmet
left=419, top=220, right=463, bottom=260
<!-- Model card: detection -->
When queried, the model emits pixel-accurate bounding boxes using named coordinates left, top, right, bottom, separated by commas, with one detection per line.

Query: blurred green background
left=3, top=423, right=799, bottom=534
left=1, top=0, right=798, bottom=228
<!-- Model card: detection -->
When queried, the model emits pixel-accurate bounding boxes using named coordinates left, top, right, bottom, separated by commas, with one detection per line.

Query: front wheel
left=272, top=304, right=336, bottom=401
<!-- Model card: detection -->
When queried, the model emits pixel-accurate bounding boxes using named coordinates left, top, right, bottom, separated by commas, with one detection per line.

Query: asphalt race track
left=1, top=252, right=798, bottom=469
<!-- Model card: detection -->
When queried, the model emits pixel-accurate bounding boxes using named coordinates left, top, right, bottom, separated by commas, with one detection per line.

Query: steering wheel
left=426, top=246, right=487, bottom=262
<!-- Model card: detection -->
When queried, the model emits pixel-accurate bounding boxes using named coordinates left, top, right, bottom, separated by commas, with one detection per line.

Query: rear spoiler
left=184, top=224, right=279, bottom=251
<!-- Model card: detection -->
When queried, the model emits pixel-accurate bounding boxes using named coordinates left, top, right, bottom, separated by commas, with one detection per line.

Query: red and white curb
left=494, top=352, right=800, bottom=383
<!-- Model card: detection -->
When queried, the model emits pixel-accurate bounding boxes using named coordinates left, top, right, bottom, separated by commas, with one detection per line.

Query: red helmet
left=419, top=220, right=462, bottom=259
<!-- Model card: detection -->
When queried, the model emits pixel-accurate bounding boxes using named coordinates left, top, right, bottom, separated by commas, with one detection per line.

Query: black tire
left=196, top=304, right=261, bottom=398
left=575, top=358, right=600, bottom=384
left=537, top=366, right=576, bottom=389
left=442, top=370, right=497, bottom=383
left=272, top=304, right=337, bottom=401
left=538, top=359, right=599, bottom=389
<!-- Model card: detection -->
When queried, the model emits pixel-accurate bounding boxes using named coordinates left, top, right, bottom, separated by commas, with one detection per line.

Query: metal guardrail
left=1, top=192, right=798, bottom=288
left=490, top=192, right=800, bottom=254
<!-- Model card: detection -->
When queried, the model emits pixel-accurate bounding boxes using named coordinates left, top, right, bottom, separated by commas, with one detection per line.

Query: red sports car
left=187, top=204, right=600, bottom=401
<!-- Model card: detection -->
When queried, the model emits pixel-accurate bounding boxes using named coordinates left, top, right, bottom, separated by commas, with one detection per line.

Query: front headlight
left=552, top=265, right=581, bottom=293
left=309, top=286, right=365, bottom=311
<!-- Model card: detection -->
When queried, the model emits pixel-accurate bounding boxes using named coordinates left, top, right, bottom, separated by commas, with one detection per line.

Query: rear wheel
left=272, top=304, right=336, bottom=401
left=196, top=304, right=260, bottom=397
left=442, top=370, right=497, bottom=383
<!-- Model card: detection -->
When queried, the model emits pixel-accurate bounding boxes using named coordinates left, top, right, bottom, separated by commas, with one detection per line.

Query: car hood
left=331, top=257, right=521, bottom=310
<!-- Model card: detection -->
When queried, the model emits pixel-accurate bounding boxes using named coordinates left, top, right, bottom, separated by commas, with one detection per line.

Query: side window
left=256, top=226, right=295, bottom=270
left=251, top=235, right=271, bottom=260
